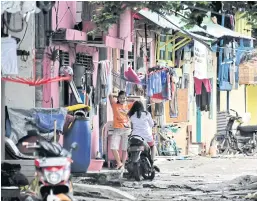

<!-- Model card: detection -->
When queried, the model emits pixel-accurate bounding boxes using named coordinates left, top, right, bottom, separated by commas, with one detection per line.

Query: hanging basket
left=1, top=76, right=71, bottom=86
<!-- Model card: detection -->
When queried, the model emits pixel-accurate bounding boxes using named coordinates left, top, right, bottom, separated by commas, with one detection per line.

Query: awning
left=139, top=9, right=216, bottom=42
left=201, top=17, right=255, bottom=40
left=139, top=9, right=255, bottom=41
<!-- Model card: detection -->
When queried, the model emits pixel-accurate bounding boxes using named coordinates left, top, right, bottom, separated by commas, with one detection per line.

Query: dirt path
left=74, top=156, right=257, bottom=201
left=118, top=156, right=257, bottom=201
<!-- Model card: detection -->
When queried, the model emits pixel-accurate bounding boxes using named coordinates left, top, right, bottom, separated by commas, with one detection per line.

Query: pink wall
left=119, top=9, right=133, bottom=52
left=52, top=1, right=76, bottom=30
left=43, top=2, right=134, bottom=160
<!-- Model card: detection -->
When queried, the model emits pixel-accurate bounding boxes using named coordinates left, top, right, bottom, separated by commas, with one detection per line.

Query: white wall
left=229, top=85, right=246, bottom=116
left=4, top=13, right=35, bottom=109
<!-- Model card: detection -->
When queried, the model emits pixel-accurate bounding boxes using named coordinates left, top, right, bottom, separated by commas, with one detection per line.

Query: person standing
left=109, top=91, right=133, bottom=169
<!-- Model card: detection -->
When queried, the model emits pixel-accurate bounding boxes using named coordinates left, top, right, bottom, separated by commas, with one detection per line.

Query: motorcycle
left=211, top=109, right=257, bottom=156
left=22, top=140, right=78, bottom=201
left=126, top=135, right=157, bottom=181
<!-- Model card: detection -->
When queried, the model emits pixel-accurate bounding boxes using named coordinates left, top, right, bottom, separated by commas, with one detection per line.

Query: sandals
left=116, top=164, right=124, bottom=170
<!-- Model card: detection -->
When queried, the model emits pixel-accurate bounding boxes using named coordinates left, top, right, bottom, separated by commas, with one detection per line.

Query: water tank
left=63, top=116, right=91, bottom=173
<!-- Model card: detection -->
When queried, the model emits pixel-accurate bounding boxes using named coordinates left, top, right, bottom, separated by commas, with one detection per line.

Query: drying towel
left=100, top=61, right=108, bottom=85
left=1, top=37, right=18, bottom=75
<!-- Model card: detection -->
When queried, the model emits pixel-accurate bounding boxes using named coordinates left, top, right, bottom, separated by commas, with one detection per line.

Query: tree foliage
left=90, top=1, right=257, bottom=36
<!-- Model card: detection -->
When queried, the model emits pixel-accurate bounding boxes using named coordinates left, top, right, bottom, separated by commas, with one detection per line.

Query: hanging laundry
left=195, top=81, right=211, bottom=112
left=100, top=61, right=109, bottom=98
left=137, top=57, right=144, bottom=69
left=194, top=40, right=208, bottom=79
left=154, top=102, right=164, bottom=116
left=169, top=82, right=178, bottom=118
left=194, top=78, right=211, bottom=95
left=1, top=37, right=18, bottom=75
left=124, top=66, right=141, bottom=84
left=153, top=72, right=162, bottom=94
left=94, top=63, right=102, bottom=105
left=194, top=77, right=212, bottom=112
left=167, top=73, right=172, bottom=100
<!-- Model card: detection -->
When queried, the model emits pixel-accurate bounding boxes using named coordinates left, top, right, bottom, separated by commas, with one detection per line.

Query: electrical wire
left=55, top=7, right=69, bottom=30
left=18, top=21, right=28, bottom=49
left=66, top=1, right=82, bottom=32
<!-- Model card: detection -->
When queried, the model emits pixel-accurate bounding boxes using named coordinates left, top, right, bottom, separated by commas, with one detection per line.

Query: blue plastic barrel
left=63, top=117, right=91, bottom=173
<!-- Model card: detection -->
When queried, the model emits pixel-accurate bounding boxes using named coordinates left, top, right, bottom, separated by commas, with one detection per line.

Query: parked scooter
left=211, top=109, right=257, bottom=156
left=22, top=140, right=78, bottom=201
left=126, top=135, right=157, bottom=181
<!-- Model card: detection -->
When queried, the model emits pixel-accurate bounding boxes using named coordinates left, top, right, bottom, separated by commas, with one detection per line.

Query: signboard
left=194, top=40, right=207, bottom=79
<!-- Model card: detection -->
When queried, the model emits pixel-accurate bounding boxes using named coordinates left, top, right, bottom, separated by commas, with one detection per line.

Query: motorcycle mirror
left=71, top=142, right=78, bottom=150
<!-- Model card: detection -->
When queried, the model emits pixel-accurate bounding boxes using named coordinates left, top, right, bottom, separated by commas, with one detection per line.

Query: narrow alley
left=75, top=156, right=257, bottom=201
left=1, top=1, right=257, bottom=201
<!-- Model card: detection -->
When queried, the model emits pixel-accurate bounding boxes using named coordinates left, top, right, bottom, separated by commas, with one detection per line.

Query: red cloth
left=194, top=77, right=211, bottom=95
left=124, top=67, right=141, bottom=84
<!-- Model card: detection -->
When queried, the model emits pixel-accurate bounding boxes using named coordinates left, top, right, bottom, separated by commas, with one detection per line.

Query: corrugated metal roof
left=139, top=10, right=178, bottom=30
left=139, top=10, right=215, bottom=42
left=139, top=9, right=255, bottom=41
left=202, top=18, right=255, bottom=40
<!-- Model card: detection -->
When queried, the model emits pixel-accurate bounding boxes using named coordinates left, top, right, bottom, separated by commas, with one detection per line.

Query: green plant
left=89, top=1, right=257, bottom=36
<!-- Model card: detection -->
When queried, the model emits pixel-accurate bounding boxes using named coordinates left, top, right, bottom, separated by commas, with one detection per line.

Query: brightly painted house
left=219, top=12, right=255, bottom=122
left=40, top=2, right=134, bottom=170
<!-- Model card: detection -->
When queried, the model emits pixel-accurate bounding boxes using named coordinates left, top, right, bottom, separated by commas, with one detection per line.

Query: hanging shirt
left=153, top=72, right=162, bottom=94
left=147, top=74, right=154, bottom=97
left=130, top=111, right=154, bottom=142
left=1, top=37, right=18, bottom=75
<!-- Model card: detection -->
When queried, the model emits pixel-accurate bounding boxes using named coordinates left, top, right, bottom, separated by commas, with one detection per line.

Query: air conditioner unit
left=52, top=28, right=87, bottom=42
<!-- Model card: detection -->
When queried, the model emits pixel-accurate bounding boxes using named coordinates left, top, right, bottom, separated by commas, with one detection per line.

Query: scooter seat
left=238, top=125, right=257, bottom=133
left=38, top=140, right=62, bottom=157
left=5, top=137, right=35, bottom=160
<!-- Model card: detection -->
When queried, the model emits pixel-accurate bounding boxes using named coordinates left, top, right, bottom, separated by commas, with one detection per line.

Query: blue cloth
left=161, top=71, right=168, bottom=98
left=153, top=72, right=162, bottom=94
left=161, top=71, right=167, bottom=85
left=147, top=75, right=154, bottom=97
left=219, top=59, right=232, bottom=91
left=34, top=113, right=66, bottom=133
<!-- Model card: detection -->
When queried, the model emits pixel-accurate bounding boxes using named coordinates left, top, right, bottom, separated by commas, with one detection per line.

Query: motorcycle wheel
left=133, top=163, right=141, bottom=181
left=244, top=141, right=257, bottom=156
left=210, top=135, right=230, bottom=155
left=142, top=169, right=155, bottom=180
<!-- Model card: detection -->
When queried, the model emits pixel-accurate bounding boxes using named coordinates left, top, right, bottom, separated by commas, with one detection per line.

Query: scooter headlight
left=44, top=170, right=62, bottom=185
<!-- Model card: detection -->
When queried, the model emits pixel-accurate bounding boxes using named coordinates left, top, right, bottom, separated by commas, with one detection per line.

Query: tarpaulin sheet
left=6, top=107, right=67, bottom=144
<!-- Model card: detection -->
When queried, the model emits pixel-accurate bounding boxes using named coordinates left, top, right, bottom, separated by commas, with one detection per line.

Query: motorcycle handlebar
left=229, top=109, right=239, bottom=117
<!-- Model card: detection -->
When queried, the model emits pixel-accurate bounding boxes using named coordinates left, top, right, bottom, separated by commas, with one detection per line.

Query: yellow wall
left=246, top=85, right=257, bottom=125
left=220, top=86, right=246, bottom=116
left=235, top=12, right=252, bottom=37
